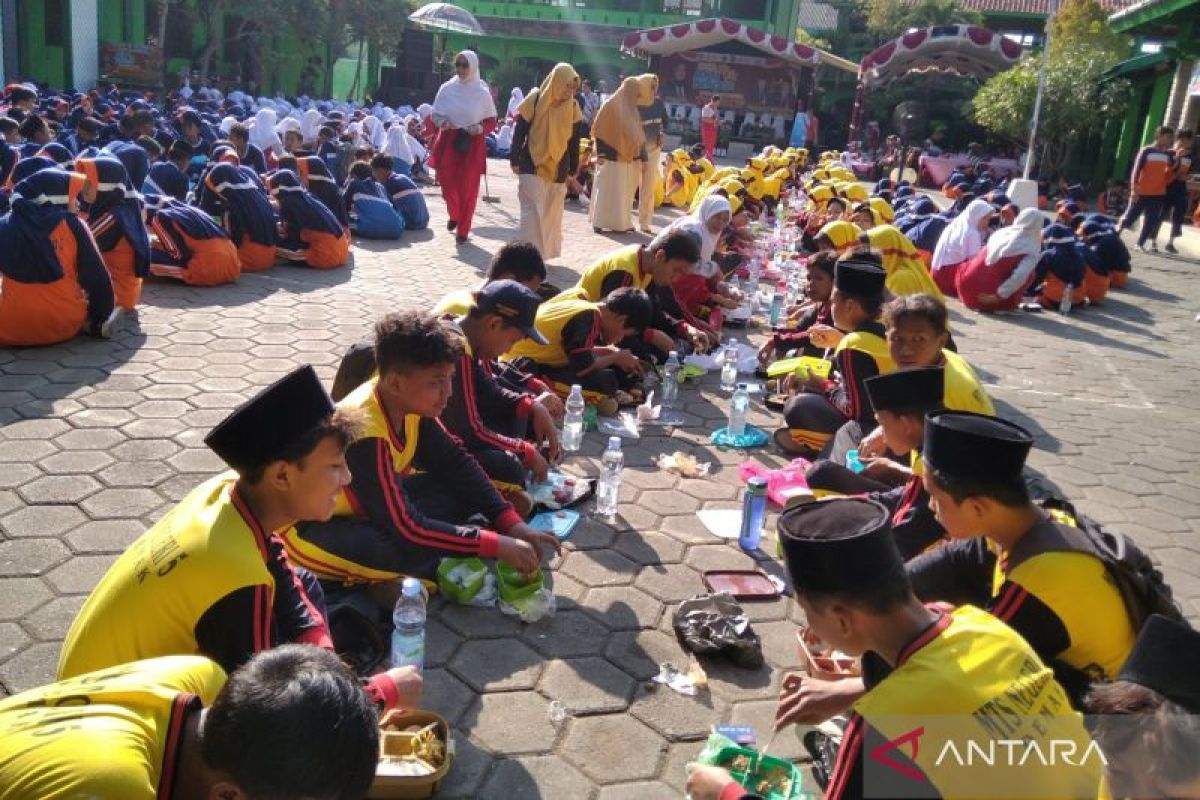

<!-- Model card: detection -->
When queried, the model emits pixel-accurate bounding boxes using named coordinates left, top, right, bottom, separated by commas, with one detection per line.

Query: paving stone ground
left=0, top=168, right=1198, bottom=798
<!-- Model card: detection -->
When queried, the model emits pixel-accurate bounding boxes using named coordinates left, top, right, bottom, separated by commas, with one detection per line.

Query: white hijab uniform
left=403, top=115, right=428, bottom=161
left=670, top=195, right=732, bottom=278
left=362, top=116, right=387, bottom=151
left=931, top=198, right=994, bottom=271
left=507, top=87, right=524, bottom=118
left=385, top=124, right=415, bottom=165
left=300, top=109, right=324, bottom=144
left=250, top=108, right=283, bottom=155
left=495, top=121, right=514, bottom=150
left=986, top=207, right=1044, bottom=265
left=432, top=51, right=497, bottom=129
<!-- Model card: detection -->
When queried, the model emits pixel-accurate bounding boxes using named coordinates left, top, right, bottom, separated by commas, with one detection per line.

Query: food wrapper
left=655, top=451, right=711, bottom=478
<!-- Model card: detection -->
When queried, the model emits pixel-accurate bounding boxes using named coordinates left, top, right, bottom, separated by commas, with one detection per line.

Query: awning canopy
left=620, top=18, right=859, bottom=74
left=858, top=25, right=1023, bottom=89
left=1101, top=50, right=1173, bottom=80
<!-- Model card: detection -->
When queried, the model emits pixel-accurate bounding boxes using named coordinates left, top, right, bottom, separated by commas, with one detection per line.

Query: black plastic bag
left=672, top=592, right=764, bottom=669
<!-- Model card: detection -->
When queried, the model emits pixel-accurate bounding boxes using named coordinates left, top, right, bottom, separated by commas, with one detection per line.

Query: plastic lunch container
left=714, top=744, right=805, bottom=800
left=496, top=562, right=545, bottom=604
left=369, top=710, right=455, bottom=799
left=435, top=557, right=488, bottom=605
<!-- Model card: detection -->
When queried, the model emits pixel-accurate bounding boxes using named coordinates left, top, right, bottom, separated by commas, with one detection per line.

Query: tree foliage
left=970, top=0, right=1131, bottom=176
left=795, top=28, right=833, bottom=52
left=860, top=0, right=982, bottom=43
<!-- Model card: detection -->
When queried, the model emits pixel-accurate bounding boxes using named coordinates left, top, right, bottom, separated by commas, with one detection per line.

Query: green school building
left=1101, top=0, right=1199, bottom=182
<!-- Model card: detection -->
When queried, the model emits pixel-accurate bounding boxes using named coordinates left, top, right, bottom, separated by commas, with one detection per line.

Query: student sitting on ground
left=371, top=153, right=430, bottom=231
left=342, top=161, right=405, bottom=240
left=858, top=224, right=943, bottom=299
left=1087, top=615, right=1200, bottom=800
left=144, top=139, right=192, bottom=202
left=441, top=281, right=562, bottom=499
left=956, top=207, right=1044, bottom=313
left=0, top=167, right=115, bottom=347
left=3, top=645, right=420, bottom=799
left=57, top=367, right=398, bottom=693
left=686, top=496, right=1100, bottom=800
left=907, top=411, right=1140, bottom=706
left=1035, top=222, right=1087, bottom=310
left=76, top=155, right=151, bottom=313
left=503, top=286, right=654, bottom=414
left=145, top=193, right=242, bottom=287
left=757, top=251, right=835, bottom=366
left=282, top=311, right=560, bottom=584
left=805, top=366, right=949, bottom=558
left=268, top=169, right=350, bottom=270
left=281, top=154, right=349, bottom=229
left=201, top=161, right=278, bottom=271
left=566, top=230, right=711, bottom=358
left=1081, top=213, right=1131, bottom=291
left=777, top=259, right=895, bottom=456
left=227, top=120, right=269, bottom=174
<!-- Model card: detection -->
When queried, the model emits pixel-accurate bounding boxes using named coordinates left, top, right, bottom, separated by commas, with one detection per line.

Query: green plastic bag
left=692, top=733, right=810, bottom=800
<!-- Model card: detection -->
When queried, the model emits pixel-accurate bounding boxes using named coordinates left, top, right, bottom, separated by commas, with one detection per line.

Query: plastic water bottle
left=720, top=344, right=739, bottom=392
left=769, top=284, right=785, bottom=327
left=739, top=476, right=768, bottom=553
left=1058, top=285, right=1073, bottom=314
left=728, top=383, right=750, bottom=437
left=661, top=351, right=680, bottom=408
left=561, top=385, right=585, bottom=452
left=391, top=577, right=426, bottom=671
left=595, top=436, right=624, bottom=517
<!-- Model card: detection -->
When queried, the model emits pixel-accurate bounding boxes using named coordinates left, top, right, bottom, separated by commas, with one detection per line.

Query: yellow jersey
left=573, top=244, right=649, bottom=302
left=58, top=475, right=327, bottom=679
left=942, top=349, right=995, bottom=415
left=502, top=295, right=601, bottom=368
left=845, top=605, right=1102, bottom=800
left=433, top=288, right=474, bottom=316
left=0, top=656, right=225, bottom=799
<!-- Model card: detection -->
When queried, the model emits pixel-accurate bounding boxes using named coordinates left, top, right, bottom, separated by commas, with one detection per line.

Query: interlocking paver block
left=561, top=549, right=640, bottom=587
left=478, top=754, right=593, bottom=797
left=449, top=638, right=544, bottom=692
left=1, top=505, right=87, bottom=538
left=0, top=539, right=71, bottom=577
left=522, top=609, right=611, bottom=658
left=468, top=691, right=559, bottom=754
left=561, top=713, right=666, bottom=782
left=17, top=475, right=103, bottom=505
left=539, top=657, right=637, bottom=714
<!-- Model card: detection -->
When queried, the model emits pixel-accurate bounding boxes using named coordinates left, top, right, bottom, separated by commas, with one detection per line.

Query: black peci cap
left=474, top=279, right=548, bottom=345
left=922, top=411, right=1032, bottom=483
left=1117, top=614, right=1200, bottom=713
left=865, top=367, right=944, bottom=416
left=777, top=497, right=905, bottom=595
left=834, top=260, right=886, bottom=298
left=204, top=365, right=335, bottom=472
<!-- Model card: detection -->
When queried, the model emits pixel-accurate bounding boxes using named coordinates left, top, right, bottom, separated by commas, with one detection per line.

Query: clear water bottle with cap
left=728, top=383, right=750, bottom=436
left=595, top=437, right=624, bottom=517
left=661, top=351, right=681, bottom=408
left=391, top=577, right=426, bottom=671
left=561, top=384, right=585, bottom=452
left=739, top=476, right=768, bottom=553
left=769, top=283, right=786, bottom=327
left=1059, top=285, right=1073, bottom=315
left=720, top=344, right=739, bottom=392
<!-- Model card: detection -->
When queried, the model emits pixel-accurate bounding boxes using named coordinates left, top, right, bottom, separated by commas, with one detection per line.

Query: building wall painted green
left=17, top=1, right=69, bottom=89
left=97, top=0, right=144, bottom=44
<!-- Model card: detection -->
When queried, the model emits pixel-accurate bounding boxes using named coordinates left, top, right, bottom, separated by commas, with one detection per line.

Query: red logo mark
left=869, top=726, right=926, bottom=782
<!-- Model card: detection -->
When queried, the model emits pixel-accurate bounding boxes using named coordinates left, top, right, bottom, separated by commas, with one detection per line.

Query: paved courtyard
left=0, top=169, right=1198, bottom=798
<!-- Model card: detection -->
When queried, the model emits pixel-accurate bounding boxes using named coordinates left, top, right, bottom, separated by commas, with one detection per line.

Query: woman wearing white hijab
left=956, top=207, right=1044, bottom=312
left=506, top=87, right=524, bottom=120
left=250, top=108, right=284, bottom=158
left=362, top=116, right=387, bottom=152
left=431, top=50, right=498, bottom=243
left=930, top=197, right=994, bottom=296
left=300, top=109, right=324, bottom=146
left=385, top=124, right=415, bottom=175
left=668, top=195, right=738, bottom=330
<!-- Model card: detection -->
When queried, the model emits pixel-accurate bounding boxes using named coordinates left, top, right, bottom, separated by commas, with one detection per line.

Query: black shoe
left=1165, top=243, right=1178, bottom=254
left=455, top=234, right=468, bottom=245
left=447, top=220, right=457, bottom=232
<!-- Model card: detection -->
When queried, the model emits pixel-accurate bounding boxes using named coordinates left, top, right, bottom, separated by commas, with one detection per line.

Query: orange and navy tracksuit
left=283, top=378, right=524, bottom=584
left=203, top=162, right=277, bottom=271
left=268, top=169, right=349, bottom=269
left=146, top=195, right=241, bottom=287
left=1118, top=144, right=1174, bottom=247
left=296, top=155, right=350, bottom=228
left=0, top=167, right=114, bottom=347
left=78, top=156, right=151, bottom=311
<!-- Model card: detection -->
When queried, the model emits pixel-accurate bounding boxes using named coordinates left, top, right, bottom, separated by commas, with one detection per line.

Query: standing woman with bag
left=589, top=77, right=646, bottom=234
left=511, top=63, right=583, bottom=260
left=431, top=50, right=498, bottom=244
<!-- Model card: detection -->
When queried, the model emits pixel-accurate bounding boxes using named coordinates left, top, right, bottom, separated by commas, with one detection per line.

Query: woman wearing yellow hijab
left=512, top=63, right=582, bottom=258
left=635, top=74, right=665, bottom=234
left=663, top=149, right=698, bottom=208
left=589, top=76, right=646, bottom=233
left=868, top=196, right=894, bottom=224
left=859, top=224, right=944, bottom=299
left=815, top=220, right=862, bottom=253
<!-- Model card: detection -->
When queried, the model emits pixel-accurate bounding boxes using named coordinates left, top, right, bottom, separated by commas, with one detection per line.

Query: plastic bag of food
left=672, top=593, right=764, bottom=669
